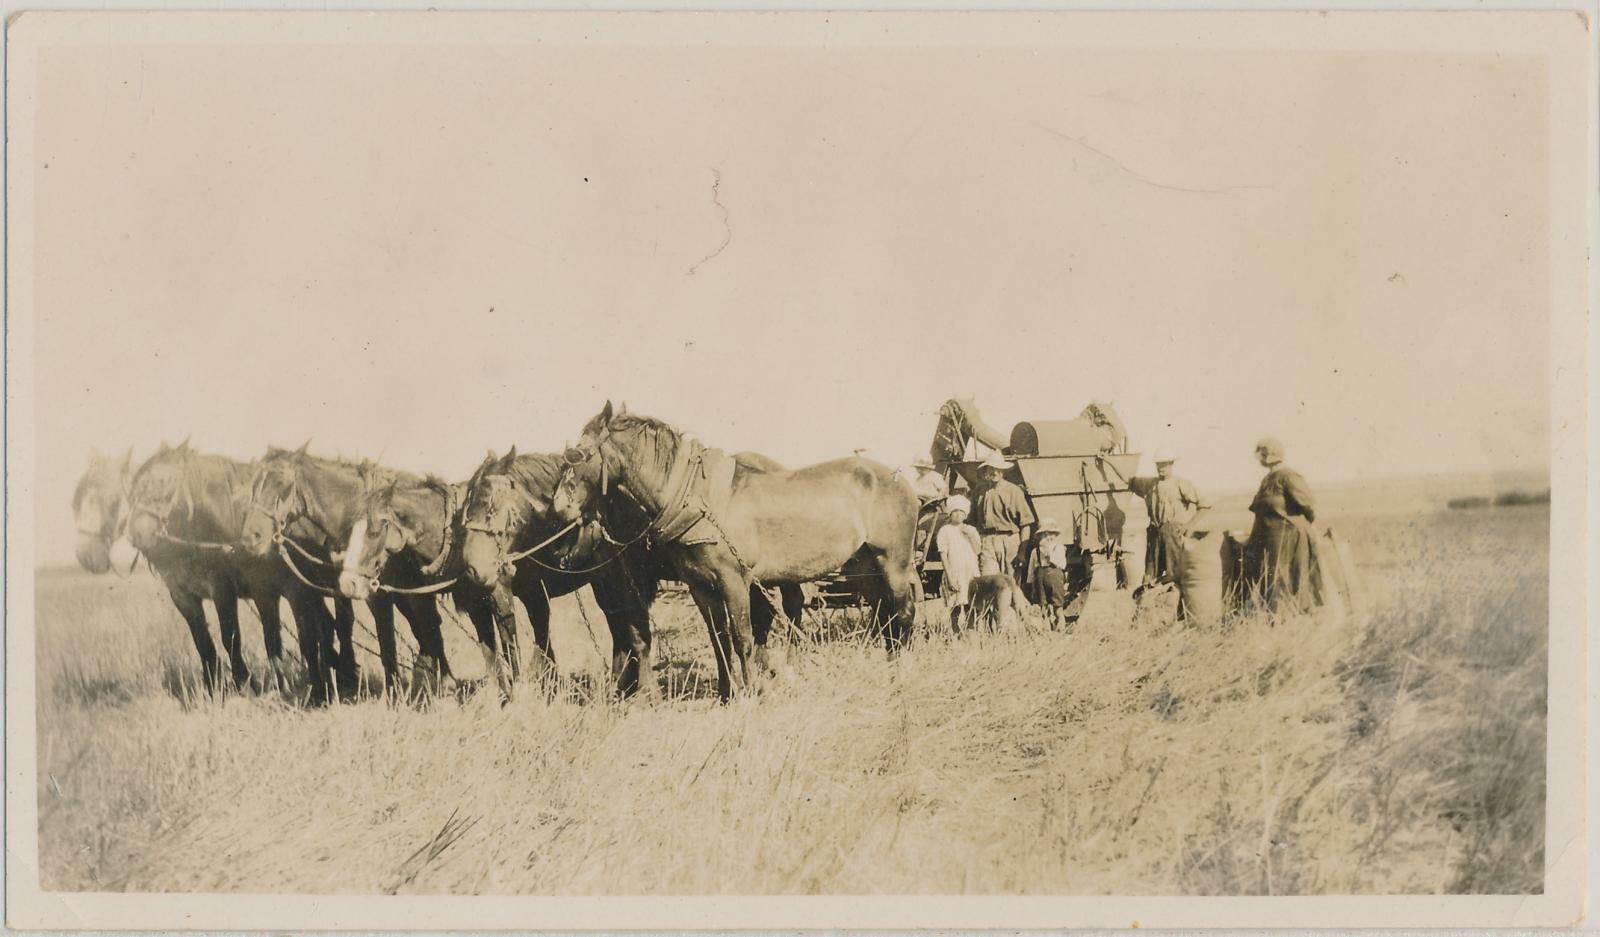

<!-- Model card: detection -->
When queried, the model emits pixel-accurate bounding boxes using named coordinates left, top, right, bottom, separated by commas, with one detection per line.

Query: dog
left=965, top=574, right=1033, bottom=634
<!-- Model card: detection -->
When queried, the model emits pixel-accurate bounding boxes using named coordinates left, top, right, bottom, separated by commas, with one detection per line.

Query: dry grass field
left=31, top=504, right=1547, bottom=895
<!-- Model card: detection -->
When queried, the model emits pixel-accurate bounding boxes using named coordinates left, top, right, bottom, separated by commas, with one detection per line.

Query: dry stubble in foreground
left=35, top=508, right=1547, bottom=894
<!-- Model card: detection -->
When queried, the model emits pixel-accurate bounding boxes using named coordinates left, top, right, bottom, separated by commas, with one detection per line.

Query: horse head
left=460, top=447, right=542, bottom=587
left=562, top=401, right=641, bottom=515
left=552, top=456, right=602, bottom=525
left=125, top=441, right=196, bottom=554
left=338, top=466, right=408, bottom=600
left=72, top=446, right=133, bottom=573
left=241, top=441, right=312, bottom=556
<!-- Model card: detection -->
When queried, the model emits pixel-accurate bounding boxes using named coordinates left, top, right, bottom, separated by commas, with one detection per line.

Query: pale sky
left=28, top=27, right=1553, bottom=564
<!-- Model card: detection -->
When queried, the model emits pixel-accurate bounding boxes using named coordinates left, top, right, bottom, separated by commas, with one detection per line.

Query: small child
left=934, top=495, right=982, bottom=633
left=1031, top=519, right=1071, bottom=629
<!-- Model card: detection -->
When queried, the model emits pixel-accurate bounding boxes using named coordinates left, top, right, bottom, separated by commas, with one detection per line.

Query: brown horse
left=337, top=465, right=537, bottom=702
left=458, top=448, right=665, bottom=698
left=554, top=402, right=919, bottom=701
left=239, top=445, right=455, bottom=698
left=125, top=441, right=346, bottom=700
left=72, top=447, right=134, bottom=574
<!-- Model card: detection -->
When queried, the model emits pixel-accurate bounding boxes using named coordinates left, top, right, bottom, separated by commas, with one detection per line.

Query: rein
left=128, top=506, right=239, bottom=553
left=500, top=519, right=580, bottom=566
left=275, top=536, right=344, bottom=596
left=468, top=469, right=642, bottom=578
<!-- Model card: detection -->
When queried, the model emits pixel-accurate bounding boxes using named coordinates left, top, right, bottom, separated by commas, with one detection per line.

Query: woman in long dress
left=1245, top=437, right=1322, bottom=613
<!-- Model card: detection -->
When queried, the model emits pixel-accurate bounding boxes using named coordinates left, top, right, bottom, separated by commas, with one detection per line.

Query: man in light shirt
left=1129, top=448, right=1210, bottom=598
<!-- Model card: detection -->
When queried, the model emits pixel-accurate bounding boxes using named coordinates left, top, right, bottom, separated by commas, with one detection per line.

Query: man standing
left=902, top=456, right=949, bottom=503
left=970, top=453, right=1035, bottom=578
left=1129, top=448, right=1210, bottom=597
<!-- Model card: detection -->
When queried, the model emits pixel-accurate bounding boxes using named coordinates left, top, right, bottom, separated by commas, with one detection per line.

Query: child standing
left=1030, top=518, right=1072, bottom=629
left=935, top=495, right=982, bottom=633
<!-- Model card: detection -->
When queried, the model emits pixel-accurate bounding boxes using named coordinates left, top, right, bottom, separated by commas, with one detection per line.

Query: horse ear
left=177, top=436, right=192, bottom=452
left=121, top=447, right=134, bottom=470
left=88, top=446, right=103, bottom=463
left=600, top=400, right=614, bottom=426
left=296, top=439, right=311, bottom=457
left=618, top=401, right=628, bottom=415
left=506, top=444, right=518, bottom=460
left=158, top=440, right=170, bottom=454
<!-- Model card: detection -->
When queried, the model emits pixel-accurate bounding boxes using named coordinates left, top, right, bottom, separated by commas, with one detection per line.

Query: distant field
left=31, top=505, right=1547, bottom=895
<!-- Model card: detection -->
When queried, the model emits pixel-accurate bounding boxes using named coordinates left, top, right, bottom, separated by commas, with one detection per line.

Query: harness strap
left=276, top=539, right=344, bottom=596
left=153, top=531, right=237, bottom=553
left=648, top=439, right=709, bottom=542
left=374, top=576, right=459, bottom=596
left=501, top=519, right=580, bottom=565
left=277, top=533, right=339, bottom=567
left=418, top=486, right=459, bottom=578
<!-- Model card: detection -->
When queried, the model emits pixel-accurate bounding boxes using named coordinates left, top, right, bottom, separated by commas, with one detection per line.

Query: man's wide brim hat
left=982, top=453, right=1013, bottom=471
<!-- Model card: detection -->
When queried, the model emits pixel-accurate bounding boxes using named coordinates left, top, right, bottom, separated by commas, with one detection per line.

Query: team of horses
left=70, top=404, right=920, bottom=706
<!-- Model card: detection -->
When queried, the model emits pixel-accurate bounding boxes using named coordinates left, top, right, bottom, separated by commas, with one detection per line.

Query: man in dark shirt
left=970, top=453, right=1035, bottom=578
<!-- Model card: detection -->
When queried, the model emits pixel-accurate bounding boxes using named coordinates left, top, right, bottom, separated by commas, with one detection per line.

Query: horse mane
left=263, top=447, right=364, bottom=474
left=422, top=474, right=455, bottom=500
left=360, top=460, right=425, bottom=511
left=130, top=448, right=254, bottom=537
left=593, top=411, right=685, bottom=478
left=504, top=453, right=564, bottom=498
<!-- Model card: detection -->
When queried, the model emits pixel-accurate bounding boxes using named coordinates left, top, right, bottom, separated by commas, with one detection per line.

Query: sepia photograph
left=5, top=8, right=1592, bottom=930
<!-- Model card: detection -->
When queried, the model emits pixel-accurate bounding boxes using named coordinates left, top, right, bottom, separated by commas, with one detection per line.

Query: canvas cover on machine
left=1010, top=402, right=1129, bottom=456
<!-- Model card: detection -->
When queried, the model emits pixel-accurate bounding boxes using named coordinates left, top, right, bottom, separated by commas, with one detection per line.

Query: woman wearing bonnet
left=1245, top=437, right=1324, bottom=613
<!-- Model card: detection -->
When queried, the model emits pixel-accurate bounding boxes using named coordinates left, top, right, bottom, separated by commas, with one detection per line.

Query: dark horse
left=238, top=445, right=455, bottom=700
left=462, top=447, right=809, bottom=698
left=73, top=447, right=134, bottom=574
left=125, top=441, right=344, bottom=699
left=458, top=448, right=663, bottom=698
left=336, top=465, right=529, bottom=702
left=554, top=402, right=920, bottom=701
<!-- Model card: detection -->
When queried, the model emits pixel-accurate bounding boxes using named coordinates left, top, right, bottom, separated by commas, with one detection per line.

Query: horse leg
left=713, top=560, right=757, bottom=696
left=212, top=582, right=252, bottom=691
left=513, top=581, right=558, bottom=698
left=613, top=563, right=662, bottom=700
left=255, top=592, right=291, bottom=695
left=683, top=576, right=735, bottom=702
left=467, top=586, right=513, bottom=704
left=592, top=575, right=639, bottom=697
left=400, top=595, right=451, bottom=692
left=779, top=583, right=806, bottom=642
left=168, top=585, right=221, bottom=696
left=748, top=584, right=777, bottom=679
left=331, top=596, right=359, bottom=700
left=289, top=595, right=333, bottom=707
left=368, top=596, right=401, bottom=699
